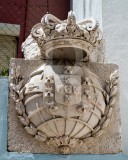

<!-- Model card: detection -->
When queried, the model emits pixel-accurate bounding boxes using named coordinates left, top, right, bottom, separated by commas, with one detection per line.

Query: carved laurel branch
left=10, top=63, right=47, bottom=142
left=83, top=70, right=119, bottom=140
left=99, top=70, right=118, bottom=136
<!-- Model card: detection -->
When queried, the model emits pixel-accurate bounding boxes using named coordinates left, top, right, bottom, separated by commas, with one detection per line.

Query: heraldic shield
left=55, top=75, right=81, bottom=106
left=43, top=65, right=82, bottom=118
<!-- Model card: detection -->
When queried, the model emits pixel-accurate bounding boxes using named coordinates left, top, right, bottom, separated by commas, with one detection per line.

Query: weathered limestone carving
left=9, top=11, right=120, bottom=154
left=22, top=11, right=103, bottom=62
left=10, top=62, right=118, bottom=154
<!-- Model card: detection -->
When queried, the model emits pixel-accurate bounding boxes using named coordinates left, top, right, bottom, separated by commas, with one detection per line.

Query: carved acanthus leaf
left=47, top=136, right=83, bottom=154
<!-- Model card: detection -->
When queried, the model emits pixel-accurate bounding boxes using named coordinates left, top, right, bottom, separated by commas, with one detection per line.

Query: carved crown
left=22, top=11, right=102, bottom=61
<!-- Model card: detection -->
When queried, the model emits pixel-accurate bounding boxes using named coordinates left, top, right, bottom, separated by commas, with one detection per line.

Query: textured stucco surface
left=0, top=78, right=8, bottom=155
left=102, top=0, right=128, bottom=153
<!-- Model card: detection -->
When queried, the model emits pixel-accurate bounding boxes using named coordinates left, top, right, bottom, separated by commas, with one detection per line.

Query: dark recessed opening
left=48, top=47, right=87, bottom=61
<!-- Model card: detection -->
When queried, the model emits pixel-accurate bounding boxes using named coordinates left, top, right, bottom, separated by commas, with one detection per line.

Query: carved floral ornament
left=10, top=63, right=118, bottom=154
left=22, top=11, right=102, bottom=61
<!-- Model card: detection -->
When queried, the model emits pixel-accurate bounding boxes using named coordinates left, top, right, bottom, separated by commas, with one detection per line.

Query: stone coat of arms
left=10, top=11, right=119, bottom=154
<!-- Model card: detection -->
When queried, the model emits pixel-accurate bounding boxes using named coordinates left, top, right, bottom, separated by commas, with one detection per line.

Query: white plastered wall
left=71, top=0, right=102, bottom=30
left=102, top=0, right=128, bottom=154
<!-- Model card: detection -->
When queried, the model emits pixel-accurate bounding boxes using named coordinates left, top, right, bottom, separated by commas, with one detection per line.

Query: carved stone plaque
left=8, top=59, right=122, bottom=154
left=8, top=11, right=122, bottom=154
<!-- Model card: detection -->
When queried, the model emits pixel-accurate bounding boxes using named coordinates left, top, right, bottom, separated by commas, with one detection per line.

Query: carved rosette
left=10, top=62, right=118, bottom=154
